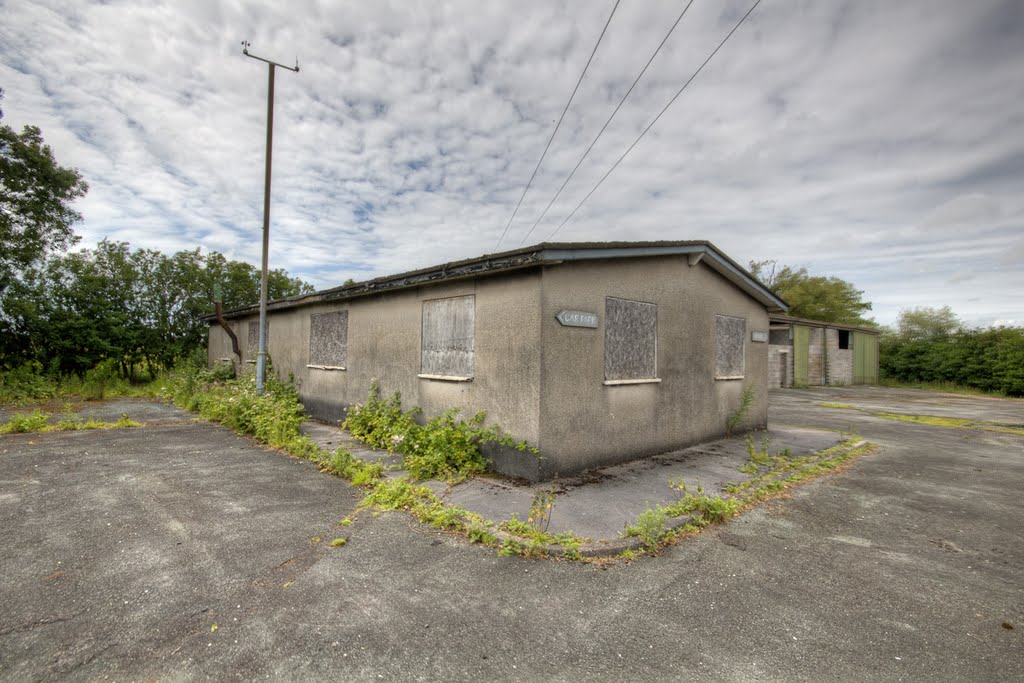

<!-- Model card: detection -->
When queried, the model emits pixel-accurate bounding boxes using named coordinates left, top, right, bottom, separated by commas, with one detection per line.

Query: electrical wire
left=518, top=0, right=697, bottom=247
left=494, top=0, right=621, bottom=250
left=545, top=0, right=763, bottom=242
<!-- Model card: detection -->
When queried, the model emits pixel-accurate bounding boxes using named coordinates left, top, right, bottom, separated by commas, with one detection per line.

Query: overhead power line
left=494, top=0, right=621, bottom=250
left=546, top=0, right=764, bottom=242
left=518, top=0, right=697, bottom=247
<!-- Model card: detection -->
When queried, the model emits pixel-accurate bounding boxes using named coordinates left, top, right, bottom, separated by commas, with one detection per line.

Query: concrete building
left=767, top=315, right=879, bottom=388
left=208, top=242, right=787, bottom=481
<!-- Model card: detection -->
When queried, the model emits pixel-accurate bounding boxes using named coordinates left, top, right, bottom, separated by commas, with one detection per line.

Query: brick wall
left=825, top=328, right=854, bottom=384
left=768, top=344, right=792, bottom=388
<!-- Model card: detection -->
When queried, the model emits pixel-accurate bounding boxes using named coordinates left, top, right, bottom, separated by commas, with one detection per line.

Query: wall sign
left=556, top=310, right=599, bottom=328
left=751, top=330, right=769, bottom=343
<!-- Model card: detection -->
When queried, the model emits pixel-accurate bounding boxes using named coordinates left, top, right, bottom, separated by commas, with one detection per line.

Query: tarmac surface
left=1, top=387, right=1021, bottom=680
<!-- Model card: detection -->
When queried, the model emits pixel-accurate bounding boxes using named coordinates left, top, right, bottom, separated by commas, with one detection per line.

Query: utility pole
left=241, top=41, right=299, bottom=395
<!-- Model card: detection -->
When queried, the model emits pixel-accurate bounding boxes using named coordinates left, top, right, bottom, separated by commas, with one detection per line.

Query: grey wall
left=209, top=256, right=774, bottom=481
left=211, top=270, right=545, bottom=478
left=534, top=255, right=769, bottom=479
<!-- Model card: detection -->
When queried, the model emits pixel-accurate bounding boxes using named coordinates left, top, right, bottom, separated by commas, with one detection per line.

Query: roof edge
left=207, top=240, right=788, bottom=321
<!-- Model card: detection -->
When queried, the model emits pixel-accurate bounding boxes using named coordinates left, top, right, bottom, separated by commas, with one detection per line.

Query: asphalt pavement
left=0, top=387, right=1021, bottom=681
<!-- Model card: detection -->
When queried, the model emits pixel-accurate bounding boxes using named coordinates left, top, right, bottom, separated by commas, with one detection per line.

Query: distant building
left=208, top=242, right=787, bottom=481
left=767, top=315, right=879, bottom=388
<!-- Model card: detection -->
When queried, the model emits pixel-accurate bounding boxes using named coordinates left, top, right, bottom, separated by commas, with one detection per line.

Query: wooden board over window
left=605, top=297, right=658, bottom=382
left=421, top=295, right=475, bottom=379
left=247, top=320, right=268, bottom=357
left=715, top=315, right=746, bottom=379
left=309, top=311, right=348, bottom=368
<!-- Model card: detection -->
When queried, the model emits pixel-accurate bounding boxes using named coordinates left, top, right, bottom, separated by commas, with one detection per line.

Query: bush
left=881, top=327, right=1024, bottom=397
left=0, top=362, right=59, bottom=404
left=0, top=409, right=51, bottom=434
left=343, top=382, right=537, bottom=482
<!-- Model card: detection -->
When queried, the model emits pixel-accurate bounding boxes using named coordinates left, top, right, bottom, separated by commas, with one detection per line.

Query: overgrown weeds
left=0, top=408, right=141, bottom=435
left=343, top=381, right=538, bottom=482
left=620, top=434, right=872, bottom=554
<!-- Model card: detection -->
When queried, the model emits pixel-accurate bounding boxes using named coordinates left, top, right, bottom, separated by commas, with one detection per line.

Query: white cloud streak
left=1, top=0, right=1021, bottom=326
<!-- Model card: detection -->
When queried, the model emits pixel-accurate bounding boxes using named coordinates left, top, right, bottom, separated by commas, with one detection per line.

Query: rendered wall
left=534, top=255, right=770, bottom=479
left=209, top=257, right=774, bottom=481
left=210, top=271, right=544, bottom=478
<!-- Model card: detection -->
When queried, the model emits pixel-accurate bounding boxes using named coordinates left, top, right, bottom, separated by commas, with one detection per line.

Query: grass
left=0, top=409, right=142, bottom=435
left=816, top=402, right=1024, bottom=436
left=878, top=378, right=1013, bottom=398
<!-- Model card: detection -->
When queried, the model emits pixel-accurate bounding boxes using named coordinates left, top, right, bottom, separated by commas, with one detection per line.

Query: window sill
left=417, top=374, right=473, bottom=383
left=603, top=378, right=662, bottom=386
left=307, top=364, right=346, bottom=371
left=715, top=375, right=745, bottom=381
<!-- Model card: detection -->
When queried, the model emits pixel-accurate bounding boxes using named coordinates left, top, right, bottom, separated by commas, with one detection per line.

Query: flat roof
left=211, top=241, right=789, bottom=320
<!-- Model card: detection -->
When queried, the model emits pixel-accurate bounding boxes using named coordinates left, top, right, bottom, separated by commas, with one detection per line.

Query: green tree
left=0, top=89, right=88, bottom=294
left=892, top=305, right=962, bottom=341
left=749, top=259, right=873, bottom=325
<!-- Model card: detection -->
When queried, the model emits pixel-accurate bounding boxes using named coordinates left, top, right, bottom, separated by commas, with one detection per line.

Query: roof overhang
left=207, top=240, right=788, bottom=321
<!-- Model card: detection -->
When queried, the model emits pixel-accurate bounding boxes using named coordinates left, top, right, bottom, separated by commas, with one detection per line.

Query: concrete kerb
left=299, top=417, right=861, bottom=558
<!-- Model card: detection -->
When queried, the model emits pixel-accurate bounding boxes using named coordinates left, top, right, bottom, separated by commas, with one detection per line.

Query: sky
left=1, top=0, right=1022, bottom=328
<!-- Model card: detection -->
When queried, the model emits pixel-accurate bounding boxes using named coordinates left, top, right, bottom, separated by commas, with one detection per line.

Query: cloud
left=1, top=0, right=1022, bottom=326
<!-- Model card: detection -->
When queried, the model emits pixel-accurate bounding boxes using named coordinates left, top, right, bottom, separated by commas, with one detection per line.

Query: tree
left=892, top=305, right=962, bottom=341
left=0, top=89, right=89, bottom=294
left=749, top=259, right=873, bottom=325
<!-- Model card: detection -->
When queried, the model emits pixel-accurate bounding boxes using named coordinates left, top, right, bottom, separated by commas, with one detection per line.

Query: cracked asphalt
left=1, top=387, right=1021, bottom=681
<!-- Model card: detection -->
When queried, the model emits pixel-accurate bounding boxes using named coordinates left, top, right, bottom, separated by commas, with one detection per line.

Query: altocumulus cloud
left=1, top=0, right=1022, bottom=326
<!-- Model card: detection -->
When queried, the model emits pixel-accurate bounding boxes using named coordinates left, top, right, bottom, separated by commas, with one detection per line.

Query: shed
left=208, top=241, right=787, bottom=481
left=767, top=315, right=879, bottom=388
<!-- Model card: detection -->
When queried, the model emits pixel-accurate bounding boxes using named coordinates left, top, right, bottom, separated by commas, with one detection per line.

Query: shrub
left=0, top=409, right=51, bottom=434
left=344, top=382, right=537, bottom=482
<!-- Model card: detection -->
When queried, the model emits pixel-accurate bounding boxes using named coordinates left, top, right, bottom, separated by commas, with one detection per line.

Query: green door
left=793, top=325, right=810, bottom=386
left=853, top=332, right=878, bottom=384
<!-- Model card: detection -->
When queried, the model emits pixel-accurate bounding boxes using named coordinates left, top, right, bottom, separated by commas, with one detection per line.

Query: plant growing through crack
left=726, top=385, right=755, bottom=436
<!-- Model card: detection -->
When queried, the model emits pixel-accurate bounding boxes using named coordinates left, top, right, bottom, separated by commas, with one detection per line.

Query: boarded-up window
left=605, top=297, right=657, bottom=380
left=309, top=311, right=348, bottom=368
left=247, top=320, right=268, bottom=357
left=421, top=295, right=475, bottom=378
left=715, top=315, right=746, bottom=379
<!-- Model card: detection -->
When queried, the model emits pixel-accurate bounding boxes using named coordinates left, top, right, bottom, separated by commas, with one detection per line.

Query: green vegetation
left=725, top=385, right=755, bottom=436
left=0, top=407, right=141, bottom=434
left=330, top=538, right=348, bottom=548
left=816, top=402, right=1024, bottom=436
left=748, top=259, right=874, bottom=325
left=623, top=504, right=670, bottom=551
left=879, top=306, right=1024, bottom=397
left=620, top=434, right=872, bottom=555
left=343, top=381, right=538, bottom=482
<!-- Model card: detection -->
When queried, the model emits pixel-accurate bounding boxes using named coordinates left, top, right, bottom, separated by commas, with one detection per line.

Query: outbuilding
left=208, top=241, right=787, bottom=481
left=767, top=315, right=879, bottom=388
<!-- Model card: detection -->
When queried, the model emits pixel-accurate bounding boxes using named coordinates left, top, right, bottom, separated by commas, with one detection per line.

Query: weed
left=330, top=538, right=347, bottom=548
left=467, top=525, right=497, bottom=545
left=338, top=517, right=353, bottom=527
left=527, top=486, right=557, bottom=533
left=726, top=385, right=755, bottom=436
left=623, top=504, right=670, bottom=551
left=0, top=409, right=51, bottom=434
left=343, top=381, right=538, bottom=482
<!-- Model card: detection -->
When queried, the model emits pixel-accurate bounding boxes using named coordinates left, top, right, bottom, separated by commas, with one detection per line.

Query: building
left=208, top=241, right=787, bottom=481
left=767, top=315, right=879, bottom=388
